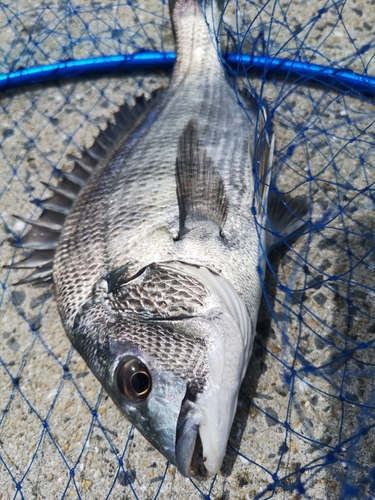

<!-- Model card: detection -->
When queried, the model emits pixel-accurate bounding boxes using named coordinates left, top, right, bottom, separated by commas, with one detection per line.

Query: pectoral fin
left=265, top=192, right=309, bottom=252
left=175, top=118, right=228, bottom=237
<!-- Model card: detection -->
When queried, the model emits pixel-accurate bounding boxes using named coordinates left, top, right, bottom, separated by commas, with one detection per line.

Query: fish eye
left=116, top=358, right=152, bottom=402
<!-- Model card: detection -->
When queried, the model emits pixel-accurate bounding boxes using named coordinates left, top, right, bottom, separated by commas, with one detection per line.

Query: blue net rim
left=0, top=52, right=374, bottom=99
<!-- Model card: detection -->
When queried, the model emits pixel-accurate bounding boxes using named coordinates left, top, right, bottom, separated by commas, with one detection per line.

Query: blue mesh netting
left=0, top=0, right=375, bottom=498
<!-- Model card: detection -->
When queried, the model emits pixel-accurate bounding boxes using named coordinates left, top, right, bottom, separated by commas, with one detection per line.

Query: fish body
left=57, top=0, right=262, bottom=329
left=7, top=0, right=306, bottom=477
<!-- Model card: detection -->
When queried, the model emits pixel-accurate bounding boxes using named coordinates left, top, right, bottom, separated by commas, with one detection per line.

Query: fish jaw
left=175, top=305, right=253, bottom=476
left=163, top=264, right=254, bottom=476
left=176, top=377, right=241, bottom=476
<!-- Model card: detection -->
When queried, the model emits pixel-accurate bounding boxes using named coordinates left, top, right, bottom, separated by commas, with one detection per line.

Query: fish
left=6, top=0, right=307, bottom=477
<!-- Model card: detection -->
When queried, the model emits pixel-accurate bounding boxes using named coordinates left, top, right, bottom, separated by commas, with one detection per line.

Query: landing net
left=0, top=0, right=374, bottom=498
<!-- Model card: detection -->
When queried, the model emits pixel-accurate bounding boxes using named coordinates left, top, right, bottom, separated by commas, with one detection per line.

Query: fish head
left=70, top=261, right=253, bottom=477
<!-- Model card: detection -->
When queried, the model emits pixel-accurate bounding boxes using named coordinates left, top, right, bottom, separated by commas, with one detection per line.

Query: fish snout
left=174, top=384, right=239, bottom=477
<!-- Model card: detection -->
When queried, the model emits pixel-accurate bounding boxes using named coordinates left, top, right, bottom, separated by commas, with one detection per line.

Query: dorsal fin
left=175, top=118, right=228, bottom=237
left=5, top=88, right=164, bottom=286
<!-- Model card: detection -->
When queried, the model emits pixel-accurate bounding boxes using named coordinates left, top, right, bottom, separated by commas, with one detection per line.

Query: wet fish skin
left=54, top=2, right=257, bottom=477
left=7, top=0, right=307, bottom=477
left=54, top=0, right=264, bottom=476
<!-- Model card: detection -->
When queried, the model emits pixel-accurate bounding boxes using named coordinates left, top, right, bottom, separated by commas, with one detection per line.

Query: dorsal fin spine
left=61, top=171, right=88, bottom=187
left=67, top=155, right=94, bottom=174
left=4, top=250, right=54, bottom=269
left=41, top=182, right=78, bottom=201
left=37, top=197, right=72, bottom=215
left=14, top=215, right=62, bottom=232
left=85, top=147, right=104, bottom=161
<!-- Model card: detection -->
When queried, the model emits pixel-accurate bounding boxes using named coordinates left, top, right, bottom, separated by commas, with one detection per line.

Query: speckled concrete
left=1, top=0, right=375, bottom=499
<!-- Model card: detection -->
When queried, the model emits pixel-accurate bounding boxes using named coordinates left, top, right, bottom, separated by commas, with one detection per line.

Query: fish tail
left=168, top=0, right=224, bottom=19
left=169, top=0, right=225, bottom=82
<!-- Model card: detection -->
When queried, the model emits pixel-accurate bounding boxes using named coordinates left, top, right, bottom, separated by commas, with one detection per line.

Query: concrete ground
left=1, top=0, right=375, bottom=499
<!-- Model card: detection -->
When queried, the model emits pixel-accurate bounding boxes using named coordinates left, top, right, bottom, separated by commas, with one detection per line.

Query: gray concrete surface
left=1, top=0, right=375, bottom=498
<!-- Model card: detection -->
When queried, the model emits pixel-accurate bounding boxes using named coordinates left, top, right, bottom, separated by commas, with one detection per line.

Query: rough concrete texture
left=1, top=0, right=375, bottom=499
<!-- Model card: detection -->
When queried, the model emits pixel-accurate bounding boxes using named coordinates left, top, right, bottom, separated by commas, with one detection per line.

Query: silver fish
left=7, top=0, right=307, bottom=477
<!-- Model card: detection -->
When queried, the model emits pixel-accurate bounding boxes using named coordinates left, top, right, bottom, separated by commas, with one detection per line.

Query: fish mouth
left=175, top=395, right=201, bottom=477
left=175, top=382, right=240, bottom=477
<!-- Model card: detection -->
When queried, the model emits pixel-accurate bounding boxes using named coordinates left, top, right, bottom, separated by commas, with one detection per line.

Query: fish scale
left=111, top=265, right=212, bottom=317
left=73, top=293, right=209, bottom=392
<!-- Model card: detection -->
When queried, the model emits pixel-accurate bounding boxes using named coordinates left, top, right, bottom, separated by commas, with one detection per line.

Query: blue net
left=1, top=0, right=375, bottom=498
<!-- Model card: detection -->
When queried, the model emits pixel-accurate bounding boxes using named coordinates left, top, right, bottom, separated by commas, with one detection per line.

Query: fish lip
left=175, top=396, right=201, bottom=477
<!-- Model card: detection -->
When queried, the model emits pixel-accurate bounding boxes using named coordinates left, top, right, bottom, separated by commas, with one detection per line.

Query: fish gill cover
left=0, top=0, right=374, bottom=498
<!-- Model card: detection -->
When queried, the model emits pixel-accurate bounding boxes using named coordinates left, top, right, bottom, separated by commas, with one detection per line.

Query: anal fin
left=176, top=118, right=228, bottom=237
